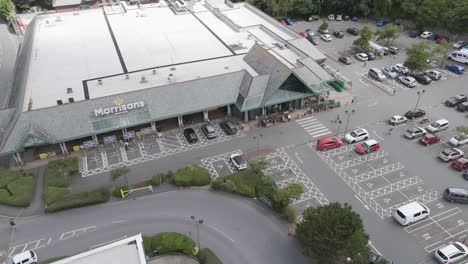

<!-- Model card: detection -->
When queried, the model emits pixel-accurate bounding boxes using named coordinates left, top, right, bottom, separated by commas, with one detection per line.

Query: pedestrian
left=389, top=126, right=394, bottom=135
left=393, top=89, right=396, bottom=95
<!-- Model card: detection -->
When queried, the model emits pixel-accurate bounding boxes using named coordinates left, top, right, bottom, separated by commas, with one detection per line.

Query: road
left=0, top=19, right=19, bottom=110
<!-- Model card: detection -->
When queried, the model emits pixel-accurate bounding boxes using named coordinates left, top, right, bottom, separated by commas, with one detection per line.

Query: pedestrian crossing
left=296, top=116, right=331, bottom=138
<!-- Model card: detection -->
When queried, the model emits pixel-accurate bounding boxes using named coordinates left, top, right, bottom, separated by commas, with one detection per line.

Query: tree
left=372, top=0, right=392, bottom=17
left=427, top=39, right=451, bottom=67
left=443, top=1, right=468, bottom=34
left=273, top=183, right=303, bottom=212
left=353, top=25, right=373, bottom=51
left=11, top=0, right=33, bottom=10
left=250, top=158, right=267, bottom=175
left=456, top=126, right=468, bottom=139
left=0, top=0, right=14, bottom=20
left=296, top=202, right=370, bottom=264
left=404, top=41, right=432, bottom=72
left=110, top=165, right=129, bottom=182
left=319, top=19, right=328, bottom=30
left=293, top=0, right=318, bottom=18
left=374, top=23, right=402, bottom=46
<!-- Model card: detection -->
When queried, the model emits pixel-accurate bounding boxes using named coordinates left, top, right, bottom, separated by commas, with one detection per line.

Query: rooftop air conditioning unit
left=140, top=76, right=147, bottom=83
left=97, top=79, right=103, bottom=85
left=66, top=88, right=73, bottom=94
left=152, top=69, right=156, bottom=75
left=125, top=74, right=130, bottom=79
left=57, top=99, right=63, bottom=105
left=275, top=42, right=286, bottom=49
left=68, top=97, right=74, bottom=103
left=170, top=67, right=176, bottom=71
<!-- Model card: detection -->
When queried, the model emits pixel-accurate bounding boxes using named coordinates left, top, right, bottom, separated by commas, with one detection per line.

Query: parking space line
left=431, top=207, right=463, bottom=222
left=405, top=209, right=462, bottom=234
left=367, top=176, right=422, bottom=199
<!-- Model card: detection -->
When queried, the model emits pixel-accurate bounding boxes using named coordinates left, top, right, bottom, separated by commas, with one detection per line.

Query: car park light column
left=190, top=216, right=204, bottom=251
left=413, top=90, right=426, bottom=118
left=253, top=133, right=263, bottom=157
left=344, top=109, right=356, bottom=134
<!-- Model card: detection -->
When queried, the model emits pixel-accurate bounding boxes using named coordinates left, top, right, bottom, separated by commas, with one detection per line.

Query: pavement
left=0, top=20, right=19, bottom=109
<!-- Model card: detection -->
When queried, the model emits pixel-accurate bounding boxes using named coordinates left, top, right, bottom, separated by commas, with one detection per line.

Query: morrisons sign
left=94, top=98, right=145, bottom=117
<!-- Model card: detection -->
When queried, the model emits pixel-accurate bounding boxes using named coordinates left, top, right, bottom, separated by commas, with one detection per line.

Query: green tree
left=443, top=1, right=468, bottom=34
left=427, top=39, right=451, bottom=67
left=110, top=165, right=129, bottom=182
left=250, top=158, right=267, bottom=175
left=374, top=23, right=402, bottom=46
left=273, top=183, right=303, bottom=212
left=319, top=19, right=328, bottom=30
left=456, top=126, right=468, bottom=139
left=404, top=41, right=432, bottom=72
left=372, top=0, right=392, bottom=17
left=0, top=0, right=14, bottom=20
left=11, top=0, right=33, bottom=10
left=293, top=0, right=318, bottom=17
left=296, top=202, right=370, bottom=264
left=353, top=25, right=373, bottom=51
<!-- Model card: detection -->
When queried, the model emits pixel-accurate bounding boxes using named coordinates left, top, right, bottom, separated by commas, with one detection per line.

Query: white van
left=426, top=119, right=449, bottom=133
left=448, top=50, right=468, bottom=65
left=393, top=202, right=430, bottom=226
left=8, top=250, right=38, bottom=264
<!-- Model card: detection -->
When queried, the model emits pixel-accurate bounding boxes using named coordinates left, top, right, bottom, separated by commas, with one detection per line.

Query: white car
left=355, top=53, right=368, bottom=61
left=8, top=250, right=38, bottom=264
left=388, top=115, right=407, bottom=125
left=335, top=14, right=342, bottom=21
left=344, top=128, right=369, bottom=143
left=230, top=153, right=247, bottom=170
left=320, top=34, right=332, bottom=42
left=398, top=76, right=417, bottom=87
left=420, top=31, right=433, bottom=39
left=453, top=40, right=466, bottom=49
left=392, top=63, right=410, bottom=75
left=434, top=242, right=468, bottom=264
left=328, top=14, right=335, bottom=21
left=449, top=135, right=468, bottom=146
left=439, top=148, right=464, bottom=162
left=404, top=127, right=426, bottom=139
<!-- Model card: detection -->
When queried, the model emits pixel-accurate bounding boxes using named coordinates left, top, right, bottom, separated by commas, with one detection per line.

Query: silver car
left=404, top=127, right=426, bottom=139
left=398, top=76, right=417, bottom=87
left=381, top=67, right=399, bottom=79
left=439, top=148, right=464, bottom=162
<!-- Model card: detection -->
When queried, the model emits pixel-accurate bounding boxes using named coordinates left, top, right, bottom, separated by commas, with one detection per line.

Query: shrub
left=112, top=185, right=129, bottom=197
left=142, top=235, right=153, bottom=255
left=45, top=186, right=69, bottom=206
left=284, top=206, right=296, bottom=223
left=166, top=170, right=174, bottom=182
left=221, top=180, right=237, bottom=192
left=151, top=174, right=166, bottom=186
left=211, top=178, right=224, bottom=190
left=46, top=188, right=110, bottom=213
left=173, top=165, right=210, bottom=187
left=198, top=248, right=222, bottom=264
left=151, top=232, right=197, bottom=255
left=0, top=168, right=35, bottom=207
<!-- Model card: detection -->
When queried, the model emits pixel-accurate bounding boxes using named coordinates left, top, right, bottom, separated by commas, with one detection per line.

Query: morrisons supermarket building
left=0, top=0, right=338, bottom=164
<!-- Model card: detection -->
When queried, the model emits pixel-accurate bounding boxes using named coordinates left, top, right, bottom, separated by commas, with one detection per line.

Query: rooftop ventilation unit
left=152, top=69, right=156, bottom=75
left=224, top=66, right=229, bottom=70
left=274, top=42, right=286, bottom=49
left=97, top=79, right=103, bottom=85
left=68, top=97, right=74, bottom=103
left=168, top=73, right=175, bottom=82
left=140, top=76, right=147, bottom=83
left=170, top=67, right=176, bottom=71
left=57, top=99, right=63, bottom=105
left=125, top=74, right=130, bottom=80
left=66, top=88, right=73, bottom=94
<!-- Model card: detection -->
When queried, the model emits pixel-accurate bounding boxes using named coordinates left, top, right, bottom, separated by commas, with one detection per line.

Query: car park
left=392, top=201, right=430, bottom=226
left=420, top=31, right=433, bottom=38
left=381, top=67, right=399, bottom=79
left=425, top=69, right=442, bottom=80
left=339, top=56, right=352, bottom=65
left=445, top=64, right=464, bottom=74
left=201, top=124, right=217, bottom=139
left=404, top=109, right=426, bottom=119
left=426, top=119, right=449, bottom=133
left=457, top=102, right=468, bottom=112
left=335, top=14, right=342, bottom=21
left=355, top=139, right=380, bottom=155
left=449, top=135, right=468, bottom=146
left=316, top=137, right=342, bottom=150
left=333, top=31, right=345, bottom=38
left=419, top=133, right=441, bottom=146
left=392, top=64, right=410, bottom=75
left=328, top=14, right=335, bottom=21
left=307, top=35, right=319, bottom=45
left=183, top=128, right=198, bottom=143
left=376, top=19, right=386, bottom=27
left=230, top=153, right=247, bottom=170
left=404, top=127, right=426, bottom=139
left=409, top=72, right=432, bottom=85
left=283, top=17, right=293, bottom=25
left=220, top=120, right=238, bottom=135
left=443, top=187, right=468, bottom=204
left=433, top=242, right=468, bottom=263
left=344, top=128, right=369, bottom=143
left=398, top=76, right=417, bottom=87
left=320, top=34, right=332, bottom=42
left=346, top=28, right=359, bottom=36
left=454, top=41, right=466, bottom=49
left=389, top=115, right=408, bottom=125
left=355, top=53, right=368, bottom=61
left=439, top=148, right=464, bottom=162
left=368, top=68, right=386, bottom=81
left=299, top=32, right=308, bottom=38
left=445, top=95, right=467, bottom=107
left=366, top=52, right=376, bottom=60
left=7, top=250, right=38, bottom=264
left=452, top=157, right=468, bottom=171
left=318, top=28, right=329, bottom=34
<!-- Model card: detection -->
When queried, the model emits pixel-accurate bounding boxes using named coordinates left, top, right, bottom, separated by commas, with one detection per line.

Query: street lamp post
left=413, top=90, right=426, bottom=114
left=344, top=109, right=355, bottom=134
left=190, top=216, right=204, bottom=250
left=253, top=134, right=263, bottom=157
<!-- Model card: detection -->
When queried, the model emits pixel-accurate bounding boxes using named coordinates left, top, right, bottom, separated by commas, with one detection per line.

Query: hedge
left=38, top=256, right=68, bottom=264
left=151, top=232, right=197, bottom=255
left=173, top=165, right=210, bottom=187
left=0, top=167, right=35, bottom=207
left=151, top=174, right=166, bottom=185
left=112, top=185, right=129, bottom=197
left=198, top=248, right=222, bottom=264
left=211, top=170, right=262, bottom=198
left=142, top=235, right=153, bottom=255
left=46, top=188, right=110, bottom=213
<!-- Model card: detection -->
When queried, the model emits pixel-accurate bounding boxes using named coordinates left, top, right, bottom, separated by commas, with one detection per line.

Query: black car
left=339, top=57, right=352, bottom=65
left=445, top=95, right=468, bottom=107
left=346, top=28, right=359, bottom=36
left=343, top=15, right=350, bottom=21
left=333, top=31, right=345, bottom=38
left=220, top=120, right=238, bottom=135
left=409, top=73, right=432, bottom=85
left=201, top=123, right=217, bottom=139
left=404, top=109, right=426, bottom=119
left=183, top=128, right=198, bottom=143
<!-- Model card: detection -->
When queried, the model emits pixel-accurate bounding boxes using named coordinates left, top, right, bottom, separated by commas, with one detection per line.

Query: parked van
left=448, top=50, right=468, bottom=65
left=457, top=102, right=468, bottom=112
left=368, top=68, right=386, bottom=81
left=443, top=187, right=468, bottom=204
left=426, top=119, right=449, bottom=133
left=369, top=41, right=386, bottom=56
left=393, top=202, right=430, bottom=226
left=8, top=250, right=38, bottom=264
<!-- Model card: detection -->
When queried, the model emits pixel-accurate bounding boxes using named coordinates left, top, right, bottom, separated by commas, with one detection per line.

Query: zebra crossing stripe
left=301, top=120, right=321, bottom=127
left=305, top=124, right=326, bottom=131
left=296, top=117, right=316, bottom=124
left=310, top=131, right=332, bottom=138
left=310, top=129, right=331, bottom=137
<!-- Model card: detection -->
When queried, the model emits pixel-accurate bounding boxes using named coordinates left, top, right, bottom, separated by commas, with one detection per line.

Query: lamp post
left=190, top=216, right=204, bottom=250
left=344, top=109, right=355, bottom=134
left=413, top=90, right=426, bottom=114
left=253, top=133, right=263, bottom=157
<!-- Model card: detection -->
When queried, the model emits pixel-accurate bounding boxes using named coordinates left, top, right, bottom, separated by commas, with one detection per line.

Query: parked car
left=409, top=29, right=422, bottom=38
left=366, top=52, right=376, bottom=60
left=336, top=14, right=342, bottom=21
left=376, top=19, right=386, bottom=27
left=220, top=120, right=238, bottom=135
left=435, top=36, right=449, bottom=44
left=404, top=127, right=426, bottom=139
left=343, top=15, right=350, bottom=21
left=457, top=102, right=468, bottom=112
left=7, top=251, right=38, bottom=264
left=355, top=53, right=368, bottom=61
left=344, top=128, right=369, bottom=143
left=351, top=16, right=358, bottom=21
left=389, top=115, right=408, bottom=125
left=453, top=40, right=466, bottom=49
left=368, top=67, right=386, bottom=81
left=393, top=201, right=430, bottom=226
left=305, top=29, right=314, bottom=37
left=339, top=56, right=352, bottom=65
left=426, top=119, right=449, bottom=133
left=433, top=242, right=468, bottom=263
left=410, top=72, right=432, bottom=85
left=346, top=28, right=359, bottom=36
left=283, top=17, right=293, bottom=25
left=320, top=34, right=332, bottom=42
left=449, top=135, right=468, bottom=147
left=398, top=76, right=417, bottom=87
left=425, top=69, right=442, bottom=80
left=369, top=252, right=392, bottom=264
left=201, top=124, right=217, bottom=139
left=307, top=35, right=319, bottom=45
left=327, top=14, right=335, bottom=21
left=445, top=64, right=464, bottom=74
left=355, top=139, right=380, bottom=155
left=439, top=148, right=464, bottom=162
left=419, top=133, right=441, bottom=146
left=278, top=18, right=287, bottom=25
left=333, top=31, right=345, bottom=38
left=443, top=187, right=468, bottom=204
left=387, top=46, right=399, bottom=54
left=392, top=63, right=410, bottom=75
left=183, top=128, right=198, bottom=144
left=316, top=136, right=342, bottom=151
left=381, top=67, right=399, bottom=79
left=230, top=153, right=247, bottom=170
left=298, top=32, right=308, bottom=38
left=420, top=31, right=433, bottom=38
left=452, top=157, right=468, bottom=171
left=318, top=28, right=329, bottom=34
left=404, top=109, right=426, bottom=119
left=445, top=94, right=467, bottom=107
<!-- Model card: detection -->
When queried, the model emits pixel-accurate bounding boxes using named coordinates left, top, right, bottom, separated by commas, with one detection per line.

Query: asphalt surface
left=0, top=20, right=19, bottom=110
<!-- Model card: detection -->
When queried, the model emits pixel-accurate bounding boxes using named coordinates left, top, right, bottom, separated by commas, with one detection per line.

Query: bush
left=151, top=174, right=166, bottom=186
left=284, top=206, right=296, bottom=223
left=46, top=188, right=110, bottom=213
left=211, top=178, right=224, bottom=190
left=112, top=185, right=129, bottom=197
left=142, top=235, right=152, bottom=255
left=0, top=168, right=35, bottom=207
left=166, top=170, right=174, bottom=182
left=221, top=180, right=237, bottom=192
left=198, top=248, right=222, bottom=264
left=45, top=186, right=69, bottom=206
left=173, top=165, right=210, bottom=187
left=151, top=232, right=197, bottom=255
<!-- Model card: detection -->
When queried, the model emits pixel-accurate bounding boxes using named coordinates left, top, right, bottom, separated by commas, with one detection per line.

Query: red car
left=278, top=18, right=287, bottom=25
left=452, top=158, right=468, bottom=171
left=299, top=32, right=308, bottom=38
left=419, top=133, right=440, bottom=146
left=435, top=36, right=449, bottom=44
left=317, top=137, right=342, bottom=151
left=355, top=139, right=380, bottom=155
